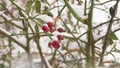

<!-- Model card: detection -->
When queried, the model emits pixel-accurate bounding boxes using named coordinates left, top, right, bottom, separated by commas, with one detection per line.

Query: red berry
left=47, top=22, right=54, bottom=28
left=42, top=25, right=49, bottom=32
left=57, top=28, right=65, bottom=33
left=52, top=40, right=60, bottom=49
left=50, top=27, right=55, bottom=33
left=57, top=35, right=63, bottom=41
left=48, top=42, right=52, bottom=48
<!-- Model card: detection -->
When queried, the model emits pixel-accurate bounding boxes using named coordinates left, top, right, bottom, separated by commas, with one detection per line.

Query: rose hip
left=50, top=27, right=55, bottom=33
left=48, top=42, right=52, bottom=48
left=47, top=22, right=54, bottom=28
left=52, top=40, right=60, bottom=49
left=57, top=35, right=63, bottom=41
left=57, top=28, right=65, bottom=33
left=42, top=25, right=49, bottom=32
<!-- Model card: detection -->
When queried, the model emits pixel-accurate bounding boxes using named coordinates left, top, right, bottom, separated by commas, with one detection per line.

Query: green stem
left=60, top=18, right=86, bottom=56
left=86, top=0, right=94, bottom=68
left=57, top=50, right=66, bottom=62
left=29, top=23, right=48, bottom=68
left=63, top=0, right=84, bottom=23
left=1, top=15, right=23, bottom=29
left=50, top=49, right=57, bottom=65
left=0, top=27, right=26, bottom=50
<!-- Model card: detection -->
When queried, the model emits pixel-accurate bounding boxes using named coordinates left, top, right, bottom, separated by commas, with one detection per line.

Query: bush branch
left=99, top=0, right=120, bottom=66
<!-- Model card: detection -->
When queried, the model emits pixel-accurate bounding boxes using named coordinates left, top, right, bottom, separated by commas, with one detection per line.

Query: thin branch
left=0, top=27, right=26, bottom=50
left=77, top=18, right=120, bottom=39
left=60, top=17, right=86, bottom=55
left=0, top=2, right=14, bottom=18
left=95, top=0, right=116, bottom=5
left=94, top=28, right=120, bottom=43
left=99, top=0, right=120, bottom=66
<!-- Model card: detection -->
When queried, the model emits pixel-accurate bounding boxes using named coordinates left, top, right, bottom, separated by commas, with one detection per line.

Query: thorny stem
left=99, top=0, right=120, bottom=66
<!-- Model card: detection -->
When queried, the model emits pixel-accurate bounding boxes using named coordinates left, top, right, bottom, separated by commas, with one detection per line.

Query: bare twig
left=77, top=18, right=120, bottom=39
left=0, top=27, right=26, bottom=50
left=94, top=28, right=120, bottom=43
left=95, top=0, right=116, bottom=5
left=99, top=0, right=120, bottom=66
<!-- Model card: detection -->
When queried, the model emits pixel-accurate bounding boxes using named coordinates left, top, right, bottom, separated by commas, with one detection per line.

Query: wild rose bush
left=0, top=0, right=120, bottom=68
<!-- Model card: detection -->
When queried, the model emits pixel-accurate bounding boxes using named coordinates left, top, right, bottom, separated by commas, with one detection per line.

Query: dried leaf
left=25, top=1, right=33, bottom=13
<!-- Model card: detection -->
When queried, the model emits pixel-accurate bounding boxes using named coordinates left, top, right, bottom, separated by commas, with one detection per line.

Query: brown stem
left=84, top=0, right=87, bottom=15
left=99, top=0, right=120, bottom=66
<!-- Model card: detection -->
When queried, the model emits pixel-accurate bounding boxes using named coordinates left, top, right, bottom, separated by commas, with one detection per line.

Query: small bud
left=109, top=7, right=114, bottom=16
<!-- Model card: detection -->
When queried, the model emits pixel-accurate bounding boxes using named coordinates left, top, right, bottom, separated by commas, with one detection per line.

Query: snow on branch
left=0, top=27, right=26, bottom=50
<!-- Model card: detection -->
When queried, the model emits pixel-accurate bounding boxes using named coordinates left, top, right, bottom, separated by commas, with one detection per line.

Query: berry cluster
left=48, top=34, right=63, bottom=49
left=48, top=40, right=60, bottom=49
left=42, top=22, right=54, bottom=33
left=42, top=22, right=65, bottom=49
